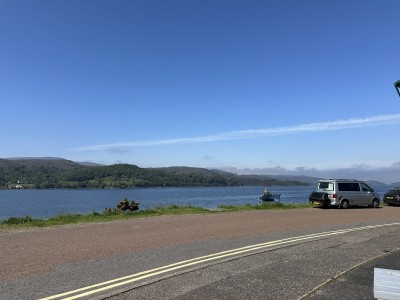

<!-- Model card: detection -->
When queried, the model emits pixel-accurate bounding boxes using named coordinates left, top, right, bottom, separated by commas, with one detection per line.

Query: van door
left=359, top=182, right=374, bottom=205
left=338, top=182, right=361, bottom=206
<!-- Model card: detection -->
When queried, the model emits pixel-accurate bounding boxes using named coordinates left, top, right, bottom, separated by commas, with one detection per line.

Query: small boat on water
left=258, top=188, right=281, bottom=203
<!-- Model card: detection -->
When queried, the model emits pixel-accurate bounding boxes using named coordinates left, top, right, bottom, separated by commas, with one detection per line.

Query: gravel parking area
left=2, top=207, right=400, bottom=282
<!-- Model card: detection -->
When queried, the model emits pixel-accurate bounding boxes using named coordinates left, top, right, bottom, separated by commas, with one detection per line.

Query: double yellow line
left=39, top=222, right=400, bottom=300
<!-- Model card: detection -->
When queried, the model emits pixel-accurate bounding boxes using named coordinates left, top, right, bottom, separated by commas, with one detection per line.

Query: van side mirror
left=395, top=80, right=400, bottom=97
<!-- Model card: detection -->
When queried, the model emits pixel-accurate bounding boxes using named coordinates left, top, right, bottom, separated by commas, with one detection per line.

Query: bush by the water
left=1, top=215, right=35, bottom=225
left=104, top=197, right=140, bottom=213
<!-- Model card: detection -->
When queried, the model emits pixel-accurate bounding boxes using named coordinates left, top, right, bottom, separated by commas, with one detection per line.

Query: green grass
left=218, top=202, right=313, bottom=211
left=0, top=203, right=312, bottom=229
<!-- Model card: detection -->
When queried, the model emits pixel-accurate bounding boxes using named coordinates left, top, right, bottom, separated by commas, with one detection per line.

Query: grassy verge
left=218, top=202, right=313, bottom=211
left=0, top=203, right=312, bottom=229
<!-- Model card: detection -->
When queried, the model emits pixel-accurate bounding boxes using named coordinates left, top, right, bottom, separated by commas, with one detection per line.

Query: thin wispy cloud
left=72, top=114, right=400, bottom=151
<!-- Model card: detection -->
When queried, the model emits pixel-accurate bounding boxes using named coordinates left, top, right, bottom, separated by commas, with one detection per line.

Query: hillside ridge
left=0, top=158, right=311, bottom=189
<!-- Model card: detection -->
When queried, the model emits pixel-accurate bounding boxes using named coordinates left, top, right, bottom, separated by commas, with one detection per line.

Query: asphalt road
left=106, top=225, right=400, bottom=300
left=1, top=206, right=400, bottom=300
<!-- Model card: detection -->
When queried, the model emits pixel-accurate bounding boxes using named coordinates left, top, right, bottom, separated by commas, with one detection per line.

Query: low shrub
left=1, top=215, right=35, bottom=225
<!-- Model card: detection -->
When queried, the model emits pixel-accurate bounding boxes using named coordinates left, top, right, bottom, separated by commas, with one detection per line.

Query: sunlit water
left=0, top=185, right=392, bottom=219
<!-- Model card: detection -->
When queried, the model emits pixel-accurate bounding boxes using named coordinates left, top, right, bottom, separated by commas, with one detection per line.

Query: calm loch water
left=0, top=185, right=391, bottom=219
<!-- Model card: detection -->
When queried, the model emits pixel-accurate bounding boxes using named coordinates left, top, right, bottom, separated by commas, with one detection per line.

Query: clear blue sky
left=1, top=0, right=400, bottom=176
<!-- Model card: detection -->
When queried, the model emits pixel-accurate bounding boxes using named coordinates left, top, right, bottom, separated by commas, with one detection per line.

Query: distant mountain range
left=0, top=158, right=312, bottom=189
left=218, top=166, right=394, bottom=185
left=2, top=157, right=391, bottom=189
left=6, top=157, right=105, bottom=166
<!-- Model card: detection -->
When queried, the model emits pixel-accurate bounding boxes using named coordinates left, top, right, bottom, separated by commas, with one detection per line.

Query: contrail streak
left=72, top=114, right=400, bottom=151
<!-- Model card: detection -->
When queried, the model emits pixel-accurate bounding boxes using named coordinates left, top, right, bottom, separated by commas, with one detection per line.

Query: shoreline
left=0, top=203, right=312, bottom=229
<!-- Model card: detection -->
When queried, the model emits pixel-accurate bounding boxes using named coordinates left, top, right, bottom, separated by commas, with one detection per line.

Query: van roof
left=318, top=179, right=359, bottom=182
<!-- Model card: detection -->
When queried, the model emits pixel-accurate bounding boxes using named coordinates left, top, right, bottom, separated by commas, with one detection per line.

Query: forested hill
left=0, top=158, right=310, bottom=189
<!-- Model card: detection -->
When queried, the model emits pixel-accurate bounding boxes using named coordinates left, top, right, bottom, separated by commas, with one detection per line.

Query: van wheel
left=371, top=199, right=380, bottom=208
left=340, top=200, right=349, bottom=209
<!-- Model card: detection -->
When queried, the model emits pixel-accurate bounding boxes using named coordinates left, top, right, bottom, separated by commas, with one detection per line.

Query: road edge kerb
left=297, top=247, right=400, bottom=300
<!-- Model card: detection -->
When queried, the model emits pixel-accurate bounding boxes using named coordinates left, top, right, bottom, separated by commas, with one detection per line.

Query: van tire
left=371, top=199, right=380, bottom=208
left=340, top=200, right=349, bottom=209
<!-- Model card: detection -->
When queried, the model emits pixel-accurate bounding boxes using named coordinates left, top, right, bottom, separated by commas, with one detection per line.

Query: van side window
left=338, top=182, right=360, bottom=191
left=360, top=183, right=372, bottom=192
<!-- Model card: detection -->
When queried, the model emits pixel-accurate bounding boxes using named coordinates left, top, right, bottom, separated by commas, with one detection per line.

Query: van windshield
left=318, top=181, right=334, bottom=191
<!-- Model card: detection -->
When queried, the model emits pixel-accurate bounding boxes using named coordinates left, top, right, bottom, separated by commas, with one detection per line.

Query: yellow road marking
left=39, top=222, right=400, bottom=300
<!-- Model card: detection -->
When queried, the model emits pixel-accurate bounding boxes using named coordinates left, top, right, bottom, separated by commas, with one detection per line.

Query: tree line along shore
left=0, top=158, right=309, bottom=189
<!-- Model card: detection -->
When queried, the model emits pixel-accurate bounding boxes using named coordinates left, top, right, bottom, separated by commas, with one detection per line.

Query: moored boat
left=258, top=188, right=281, bottom=202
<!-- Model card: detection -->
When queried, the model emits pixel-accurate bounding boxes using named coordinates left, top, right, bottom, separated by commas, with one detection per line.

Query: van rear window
left=338, top=182, right=360, bottom=191
left=318, top=182, right=334, bottom=191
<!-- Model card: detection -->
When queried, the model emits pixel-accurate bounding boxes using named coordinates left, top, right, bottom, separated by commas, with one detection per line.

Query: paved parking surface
left=1, top=207, right=400, bottom=299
